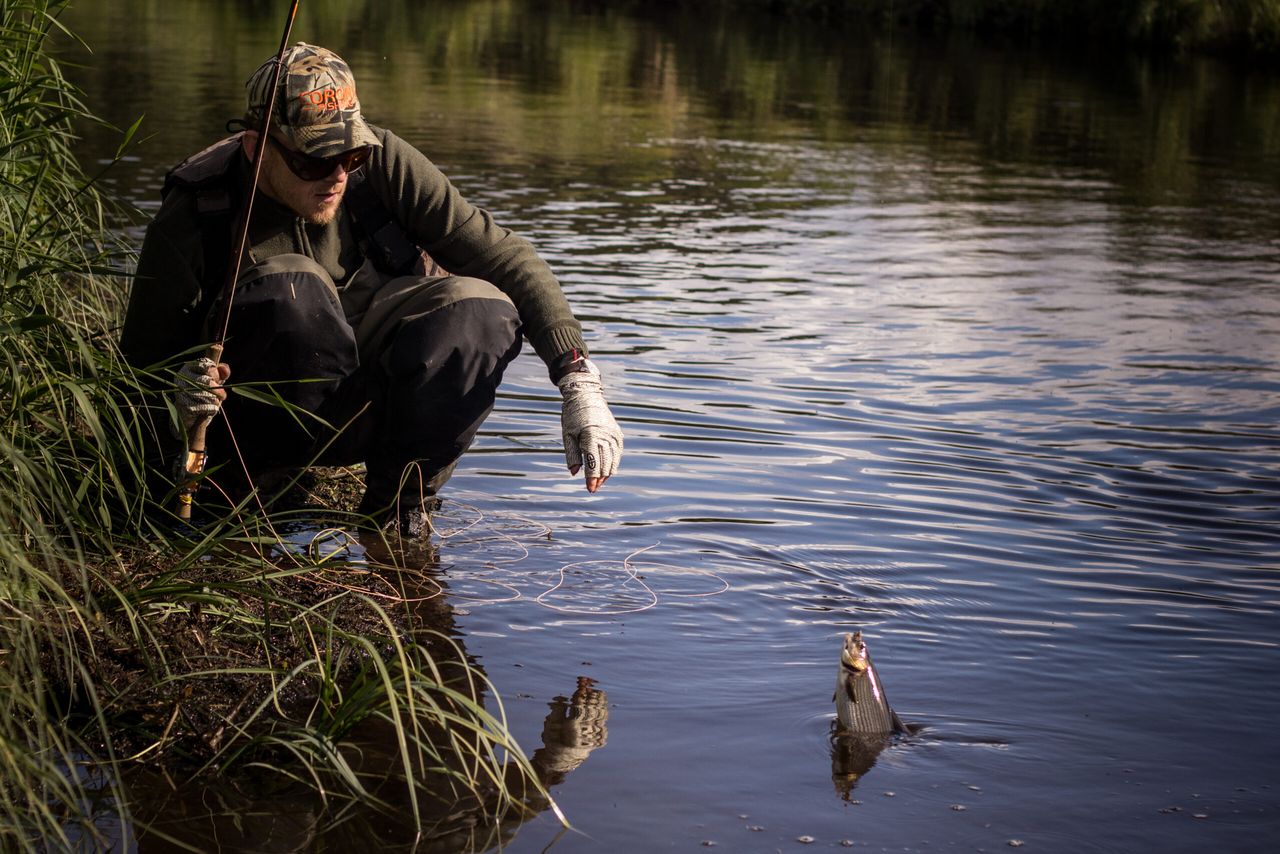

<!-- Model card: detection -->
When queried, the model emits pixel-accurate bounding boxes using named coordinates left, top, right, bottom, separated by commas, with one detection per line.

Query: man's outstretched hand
left=557, top=358, right=623, bottom=493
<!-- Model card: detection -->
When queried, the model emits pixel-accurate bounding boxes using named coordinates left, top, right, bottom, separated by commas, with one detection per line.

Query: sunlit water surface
left=65, top=1, right=1279, bottom=851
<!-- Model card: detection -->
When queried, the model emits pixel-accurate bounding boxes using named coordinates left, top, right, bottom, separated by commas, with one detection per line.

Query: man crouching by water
left=120, top=43, right=623, bottom=538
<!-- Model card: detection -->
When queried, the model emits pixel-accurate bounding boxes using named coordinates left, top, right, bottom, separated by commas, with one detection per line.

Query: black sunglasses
left=268, top=135, right=372, bottom=181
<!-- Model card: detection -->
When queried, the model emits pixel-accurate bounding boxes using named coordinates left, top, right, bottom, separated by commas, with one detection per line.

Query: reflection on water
left=122, top=680, right=608, bottom=851
left=61, top=0, right=1280, bottom=850
left=530, top=677, right=609, bottom=786
left=830, top=726, right=896, bottom=802
left=121, top=538, right=609, bottom=851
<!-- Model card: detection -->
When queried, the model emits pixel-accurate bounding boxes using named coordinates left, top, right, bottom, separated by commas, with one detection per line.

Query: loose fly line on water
left=214, top=491, right=733, bottom=617
left=190, top=398, right=733, bottom=617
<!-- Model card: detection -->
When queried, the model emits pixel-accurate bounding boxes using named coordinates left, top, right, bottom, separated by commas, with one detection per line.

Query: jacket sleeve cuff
left=531, top=324, right=589, bottom=373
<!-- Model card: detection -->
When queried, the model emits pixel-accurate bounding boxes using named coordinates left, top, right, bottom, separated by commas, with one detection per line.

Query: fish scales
left=833, top=632, right=906, bottom=735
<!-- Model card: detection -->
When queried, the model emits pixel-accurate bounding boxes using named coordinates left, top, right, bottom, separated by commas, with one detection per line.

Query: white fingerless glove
left=557, top=358, right=623, bottom=489
left=174, top=357, right=223, bottom=434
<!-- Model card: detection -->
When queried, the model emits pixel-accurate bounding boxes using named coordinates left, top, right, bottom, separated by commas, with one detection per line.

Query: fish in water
left=833, top=631, right=906, bottom=735
left=830, top=632, right=907, bottom=799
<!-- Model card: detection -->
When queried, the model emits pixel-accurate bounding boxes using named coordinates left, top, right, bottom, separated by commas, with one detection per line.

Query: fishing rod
left=176, top=0, right=302, bottom=520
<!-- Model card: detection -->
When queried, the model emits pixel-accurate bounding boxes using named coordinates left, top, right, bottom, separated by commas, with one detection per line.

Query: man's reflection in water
left=530, top=677, right=609, bottom=786
left=829, top=723, right=893, bottom=802
left=118, top=544, right=609, bottom=852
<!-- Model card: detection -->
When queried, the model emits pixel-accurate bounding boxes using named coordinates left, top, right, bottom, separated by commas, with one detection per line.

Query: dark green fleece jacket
left=120, top=126, right=587, bottom=372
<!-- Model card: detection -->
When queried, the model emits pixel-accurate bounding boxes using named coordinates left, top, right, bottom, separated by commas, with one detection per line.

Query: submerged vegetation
left=0, top=1, right=547, bottom=848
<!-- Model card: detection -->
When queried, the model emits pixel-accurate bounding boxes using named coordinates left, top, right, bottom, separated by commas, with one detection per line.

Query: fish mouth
left=840, top=632, right=870, bottom=671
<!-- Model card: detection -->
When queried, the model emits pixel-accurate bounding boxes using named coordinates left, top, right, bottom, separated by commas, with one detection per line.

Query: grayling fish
left=833, top=631, right=906, bottom=734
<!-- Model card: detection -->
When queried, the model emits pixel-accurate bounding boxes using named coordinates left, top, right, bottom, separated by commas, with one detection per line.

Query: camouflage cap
left=245, top=43, right=380, bottom=158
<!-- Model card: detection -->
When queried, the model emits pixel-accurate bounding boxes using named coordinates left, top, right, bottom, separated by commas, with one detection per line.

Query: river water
left=63, top=1, right=1280, bottom=851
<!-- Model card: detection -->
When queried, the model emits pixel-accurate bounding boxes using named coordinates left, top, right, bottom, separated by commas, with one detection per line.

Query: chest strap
left=345, top=170, right=448, bottom=278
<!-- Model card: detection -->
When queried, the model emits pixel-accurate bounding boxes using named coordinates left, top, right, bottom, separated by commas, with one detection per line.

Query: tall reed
left=0, top=2, right=548, bottom=848
left=2, top=0, right=137, bottom=846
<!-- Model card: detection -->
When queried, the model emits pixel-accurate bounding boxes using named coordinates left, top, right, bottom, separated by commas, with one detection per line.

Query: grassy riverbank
left=690, top=0, right=1280, bottom=56
left=0, top=2, right=544, bottom=848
